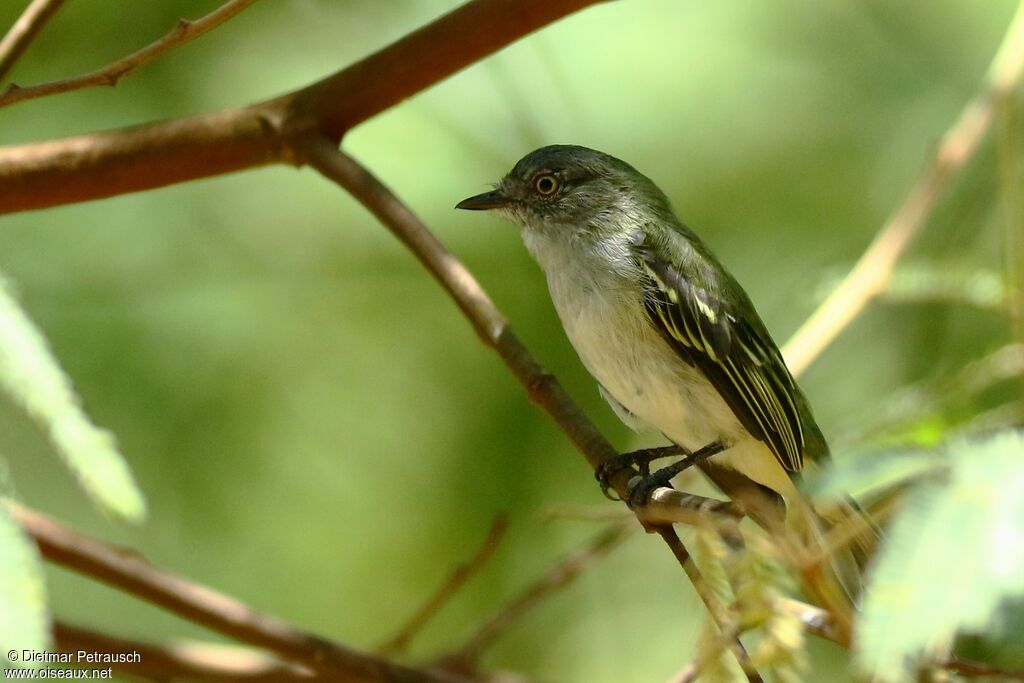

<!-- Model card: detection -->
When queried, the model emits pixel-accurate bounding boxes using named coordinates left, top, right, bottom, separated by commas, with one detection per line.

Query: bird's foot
left=596, top=445, right=687, bottom=500
left=622, top=441, right=726, bottom=508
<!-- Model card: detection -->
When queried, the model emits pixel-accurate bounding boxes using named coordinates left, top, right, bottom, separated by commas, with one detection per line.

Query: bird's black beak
left=455, top=190, right=511, bottom=211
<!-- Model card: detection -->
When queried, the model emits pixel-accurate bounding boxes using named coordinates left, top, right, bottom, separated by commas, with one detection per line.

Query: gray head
left=456, top=145, right=675, bottom=235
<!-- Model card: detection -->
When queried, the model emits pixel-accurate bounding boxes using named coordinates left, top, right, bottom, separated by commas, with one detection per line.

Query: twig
left=540, top=494, right=742, bottom=526
left=782, top=0, right=1024, bottom=377
left=667, top=661, right=699, bottom=683
left=55, top=621, right=314, bottom=682
left=442, top=523, right=630, bottom=670
left=379, top=516, right=509, bottom=655
left=299, top=135, right=618, bottom=468
left=537, top=503, right=635, bottom=522
left=944, top=657, right=1024, bottom=681
left=6, top=501, right=474, bottom=683
left=995, top=23, right=1024, bottom=398
left=668, top=601, right=1024, bottom=681
left=655, top=527, right=764, bottom=683
left=0, top=0, right=600, bottom=214
left=0, top=0, right=258, bottom=108
left=0, top=0, right=66, bottom=82
left=641, top=487, right=743, bottom=527
left=299, top=136, right=767, bottom=679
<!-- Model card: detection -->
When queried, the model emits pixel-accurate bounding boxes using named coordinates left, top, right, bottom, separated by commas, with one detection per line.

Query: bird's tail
left=789, top=493, right=881, bottom=624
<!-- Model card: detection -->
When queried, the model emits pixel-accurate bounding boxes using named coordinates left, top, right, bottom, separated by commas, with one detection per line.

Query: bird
left=456, top=144, right=869, bottom=598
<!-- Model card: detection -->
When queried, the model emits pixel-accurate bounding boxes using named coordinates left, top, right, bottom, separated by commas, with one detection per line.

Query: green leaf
left=0, top=505, right=49, bottom=668
left=805, top=448, right=948, bottom=504
left=855, top=431, right=1024, bottom=682
left=0, top=278, right=145, bottom=522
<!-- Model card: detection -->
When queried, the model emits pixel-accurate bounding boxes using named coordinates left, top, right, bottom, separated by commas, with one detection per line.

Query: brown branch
left=944, top=657, right=1024, bottom=681
left=655, top=527, right=764, bottom=683
left=641, top=486, right=743, bottom=527
left=667, top=661, right=699, bottom=683
left=0, top=0, right=66, bottom=82
left=379, top=516, right=509, bottom=656
left=55, top=621, right=314, bottom=682
left=782, top=0, right=1024, bottom=377
left=2, top=2, right=761, bottom=676
left=441, top=523, right=630, bottom=671
left=299, top=135, right=765, bottom=681
left=0, top=0, right=600, bottom=215
left=299, top=135, right=707, bottom=508
left=299, top=135, right=755, bottom=526
left=6, top=501, right=475, bottom=683
left=0, top=0, right=258, bottom=108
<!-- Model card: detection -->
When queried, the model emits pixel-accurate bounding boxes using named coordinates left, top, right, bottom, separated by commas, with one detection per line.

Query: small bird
left=457, top=145, right=868, bottom=598
left=457, top=144, right=825, bottom=503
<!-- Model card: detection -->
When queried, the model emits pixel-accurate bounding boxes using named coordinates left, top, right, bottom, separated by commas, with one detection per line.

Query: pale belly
left=548, top=276, right=796, bottom=498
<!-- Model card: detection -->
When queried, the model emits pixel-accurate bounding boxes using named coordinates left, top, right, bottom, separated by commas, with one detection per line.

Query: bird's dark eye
left=533, top=174, right=558, bottom=196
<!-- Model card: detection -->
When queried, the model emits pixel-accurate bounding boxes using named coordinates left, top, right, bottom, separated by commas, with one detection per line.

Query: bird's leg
left=596, top=444, right=688, bottom=500
left=624, top=441, right=726, bottom=508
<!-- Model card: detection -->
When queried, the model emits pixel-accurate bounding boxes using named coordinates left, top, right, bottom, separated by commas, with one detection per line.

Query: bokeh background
left=0, top=1, right=1020, bottom=680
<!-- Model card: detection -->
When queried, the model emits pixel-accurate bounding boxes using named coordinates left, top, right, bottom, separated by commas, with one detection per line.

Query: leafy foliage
left=0, top=276, right=145, bottom=522
left=693, top=526, right=809, bottom=682
left=840, top=431, right=1024, bottom=681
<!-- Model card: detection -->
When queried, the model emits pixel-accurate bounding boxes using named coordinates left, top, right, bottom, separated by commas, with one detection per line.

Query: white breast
left=524, top=231, right=736, bottom=449
left=522, top=228, right=795, bottom=497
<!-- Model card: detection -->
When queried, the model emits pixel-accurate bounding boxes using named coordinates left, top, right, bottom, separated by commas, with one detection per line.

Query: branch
left=0, top=0, right=257, bottom=108
left=641, top=486, right=743, bottom=527
left=6, top=501, right=475, bottom=683
left=944, top=657, right=1024, bottom=681
left=782, top=0, right=1024, bottom=377
left=298, top=135, right=751, bottom=526
left=55, top=621, right=314, bottom=682
left=667, top=661, right=699, bottom=683
left=654, top=527, right=764, bottom=683
left=295, top=136, right=617, bottom=469
left=0, top=0, right=600, bottom=215
left=379, top=516, right=509, bottom=655
left=0, top=0, right=66, bottom=82
left=442, top=523, right=630, bottom=671
left=299, top=135, right=765, bottom=682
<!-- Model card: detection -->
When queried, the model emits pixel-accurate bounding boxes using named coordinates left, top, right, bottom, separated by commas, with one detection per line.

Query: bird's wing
left=635, top=236, right=806, bottom=472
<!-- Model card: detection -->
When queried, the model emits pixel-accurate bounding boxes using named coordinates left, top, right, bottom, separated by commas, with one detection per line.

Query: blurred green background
left=0, top=1, right=1020, bottom=681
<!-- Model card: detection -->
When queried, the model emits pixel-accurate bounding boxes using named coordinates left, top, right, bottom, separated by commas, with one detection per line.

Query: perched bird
left=457, top=145, right=868, bottom=597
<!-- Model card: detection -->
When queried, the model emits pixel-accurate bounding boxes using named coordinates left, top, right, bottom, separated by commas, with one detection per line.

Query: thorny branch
left=0, top=0, right=258, bottom=108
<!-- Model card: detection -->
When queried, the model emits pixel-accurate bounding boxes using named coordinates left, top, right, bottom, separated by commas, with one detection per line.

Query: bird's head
left=456, top=145, right=673, bottom=237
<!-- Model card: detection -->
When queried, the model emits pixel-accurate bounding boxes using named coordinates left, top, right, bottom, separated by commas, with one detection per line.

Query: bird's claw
left=609, top=441, right=727, bottom=508
left=595, top=445, right=686, bottom=501
left=623, top=469, right=679, bottom=508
